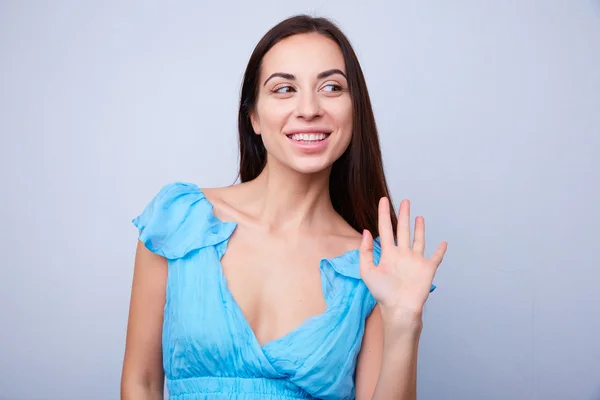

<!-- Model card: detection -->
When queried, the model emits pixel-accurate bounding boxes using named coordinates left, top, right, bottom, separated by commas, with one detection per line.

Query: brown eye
left=322, top=84, right=343, bottom=92
left=273, top=85, right=295, bottom=94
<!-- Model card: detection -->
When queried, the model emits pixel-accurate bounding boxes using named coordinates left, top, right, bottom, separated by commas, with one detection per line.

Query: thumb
left=359, top=229, right=375, bottom=278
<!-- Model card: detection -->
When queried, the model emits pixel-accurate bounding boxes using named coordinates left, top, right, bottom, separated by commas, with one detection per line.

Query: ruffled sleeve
left=132, top=182, right=237, bottom=260
left=324, top=237, right=437, bottom=314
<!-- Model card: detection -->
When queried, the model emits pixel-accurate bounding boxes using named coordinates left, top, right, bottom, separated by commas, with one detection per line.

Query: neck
left=244, top=158, right=336, bottom=233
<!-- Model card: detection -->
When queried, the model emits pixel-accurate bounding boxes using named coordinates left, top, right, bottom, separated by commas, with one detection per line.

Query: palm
left=359, top=197, right=447, bottom=314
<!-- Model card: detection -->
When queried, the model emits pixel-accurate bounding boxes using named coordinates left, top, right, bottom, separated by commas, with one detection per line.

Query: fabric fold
left=132, top=182, right=237, bottom=259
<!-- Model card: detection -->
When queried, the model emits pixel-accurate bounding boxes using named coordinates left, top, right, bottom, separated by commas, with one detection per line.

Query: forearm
left=370, top=308, right=423, bottom=400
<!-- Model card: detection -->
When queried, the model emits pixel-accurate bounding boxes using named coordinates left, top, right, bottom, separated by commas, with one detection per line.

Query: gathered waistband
left=167, top=376, right=313, bottom=399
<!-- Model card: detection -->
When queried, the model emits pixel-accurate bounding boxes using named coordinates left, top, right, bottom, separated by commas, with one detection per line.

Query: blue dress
left=132, top=182, right=435, bottom=399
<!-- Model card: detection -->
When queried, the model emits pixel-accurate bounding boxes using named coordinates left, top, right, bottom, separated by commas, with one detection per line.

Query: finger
left=430, top=241, right=448, bottom=267
left=359, top=229, right=375, bottom=278
left=378, top=197, right=395, bottom=251
left=413, top=216, right=425, bottom=254
left=396, top=199, right=411, bottom=249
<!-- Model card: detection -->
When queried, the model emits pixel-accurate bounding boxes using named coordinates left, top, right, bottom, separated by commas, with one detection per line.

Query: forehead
left=260, top=33, right=346, bottom=77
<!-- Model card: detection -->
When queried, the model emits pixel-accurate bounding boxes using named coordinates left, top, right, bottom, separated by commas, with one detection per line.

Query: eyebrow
left=263, top=69, right=347, bottom=86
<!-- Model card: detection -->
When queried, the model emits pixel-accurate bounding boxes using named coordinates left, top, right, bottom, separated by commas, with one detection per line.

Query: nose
left=294, top=91, right=322, bottom=120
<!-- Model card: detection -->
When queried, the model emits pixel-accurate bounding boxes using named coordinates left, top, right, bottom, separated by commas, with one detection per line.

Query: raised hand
left=359, top=197, right=447, bottom=316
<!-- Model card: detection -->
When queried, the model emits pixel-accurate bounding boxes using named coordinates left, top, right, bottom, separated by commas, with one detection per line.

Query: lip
left=283, top=127, right=333, bottom=135
left=285, top=129, right=332, bottom=154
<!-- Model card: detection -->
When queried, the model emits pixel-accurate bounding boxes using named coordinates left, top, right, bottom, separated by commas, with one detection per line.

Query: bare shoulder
left=200, top=184, right=249, bottom=220
left=199, top=185, right=228, bottom=202
left=331, top=213, right=364, bottom=253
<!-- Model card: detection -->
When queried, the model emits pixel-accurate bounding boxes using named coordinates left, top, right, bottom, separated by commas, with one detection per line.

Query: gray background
left=1, top=1, right=599, bottom=399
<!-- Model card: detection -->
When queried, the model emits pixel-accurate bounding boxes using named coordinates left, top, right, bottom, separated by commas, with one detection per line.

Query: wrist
left=380, top=306, right=424, bottom=335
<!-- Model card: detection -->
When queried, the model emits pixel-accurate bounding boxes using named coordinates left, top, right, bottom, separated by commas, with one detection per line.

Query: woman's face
left=251, top=33, right=353, bottom=175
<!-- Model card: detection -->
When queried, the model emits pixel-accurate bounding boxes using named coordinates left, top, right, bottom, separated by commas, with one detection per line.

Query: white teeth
left=289, top=133, right=328, bottom=141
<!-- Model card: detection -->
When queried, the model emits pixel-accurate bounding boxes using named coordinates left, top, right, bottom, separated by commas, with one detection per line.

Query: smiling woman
left=249, top=33, right=354, bottom=175
left=264, top=68, right=345, bottom=152
left=121, top=14, right=445, bottom=400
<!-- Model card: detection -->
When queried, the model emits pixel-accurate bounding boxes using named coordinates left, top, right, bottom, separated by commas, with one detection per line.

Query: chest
left=161, top=224, right=372, bottom=399
left=220, top=225, right=329, bottom=346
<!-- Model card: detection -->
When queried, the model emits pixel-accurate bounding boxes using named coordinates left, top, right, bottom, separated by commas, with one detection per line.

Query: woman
left=121, top=14, right=446, bottom=400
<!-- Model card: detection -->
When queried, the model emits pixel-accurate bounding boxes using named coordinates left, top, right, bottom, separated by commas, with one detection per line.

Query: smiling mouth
left=286, top=133, right=331, bottom=143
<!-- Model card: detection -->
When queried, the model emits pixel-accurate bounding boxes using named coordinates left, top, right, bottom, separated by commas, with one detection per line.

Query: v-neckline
left=216, top=250, right=330, bottom=351
left=200, top=187, right=360, bottom=351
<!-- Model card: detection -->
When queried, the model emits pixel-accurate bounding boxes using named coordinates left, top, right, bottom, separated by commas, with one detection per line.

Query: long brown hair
left=237, top=14, right=397, bottom=238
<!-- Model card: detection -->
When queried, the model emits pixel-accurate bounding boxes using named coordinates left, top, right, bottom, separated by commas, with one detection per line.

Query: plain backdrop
left=1, top=1, right=599, bottom=399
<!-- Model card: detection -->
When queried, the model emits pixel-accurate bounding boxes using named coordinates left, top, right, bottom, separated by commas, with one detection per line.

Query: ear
left=249, top=111, right=261, bottom=135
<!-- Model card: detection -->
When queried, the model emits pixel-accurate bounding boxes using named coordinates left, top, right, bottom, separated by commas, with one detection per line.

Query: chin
left=286, top=156, right=336, bottom=175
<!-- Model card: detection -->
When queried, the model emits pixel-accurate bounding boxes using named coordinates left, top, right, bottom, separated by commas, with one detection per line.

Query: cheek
left=256, top=99, right=292, bottom=131
left=330, top=98, right=353, bottom=131
left=331, top=100, right=354, bottom=153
